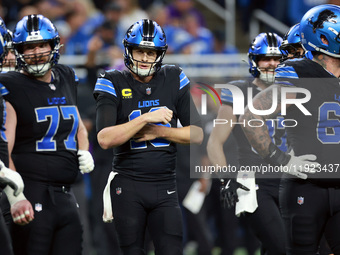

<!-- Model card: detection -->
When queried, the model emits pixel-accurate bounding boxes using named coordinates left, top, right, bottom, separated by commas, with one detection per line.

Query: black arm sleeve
left=95, top=94, right=118, bottom=133
left=176, top=88, right=202, bottom=127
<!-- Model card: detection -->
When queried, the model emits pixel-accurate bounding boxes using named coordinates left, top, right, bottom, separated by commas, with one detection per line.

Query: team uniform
left=221, top=79, right=287, bottom=255
left=0, top=65, right=83, bottom=255
left=0, top=90, right=13, bottom=255
left=94, top=64, right=201, bottom=254
left=275, top=58, right=340, bottom=254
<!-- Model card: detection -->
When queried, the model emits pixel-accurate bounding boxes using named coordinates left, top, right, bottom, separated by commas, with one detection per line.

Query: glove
left=220, top=178, right=250, bottom=209
left=281, top=150, right=320, bottom=179
left=77, top=150, right=94, bottom=174
left=0, top=161, right=24, bottom=196
left=264, top=143, right=319, bottom=180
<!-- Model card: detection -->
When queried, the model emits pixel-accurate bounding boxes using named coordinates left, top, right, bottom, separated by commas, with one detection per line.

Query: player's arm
left=239, top=85, right=283, bottom=158
left=134, top=83, right=203, bottom=145
left=133, top=124, right=203, bottom=145
left=77, top=108, right=90, bottom=151
left=97, top=107, right=173, bottom=149
left=207, top=104, right=236, bottom=168
left=4, top=101, right=34, bottom=225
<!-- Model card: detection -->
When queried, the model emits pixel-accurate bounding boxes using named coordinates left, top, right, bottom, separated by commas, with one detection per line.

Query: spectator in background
left=147, top=3, right=191, bottom=54
left=167, top=0, right=205, bottom=27
left=178, top=13, right=214, bottom=55
left=115, top=0, right=149, bottom=38
left=212, top=29, right=239, bottom=54
left=63, top=0, right=103, bottom=55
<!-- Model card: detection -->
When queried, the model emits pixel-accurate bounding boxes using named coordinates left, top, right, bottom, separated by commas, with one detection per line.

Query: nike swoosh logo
left=225, top=179, right=231, bottom=189
left=167, top=190, right=176, bottom=195
left=100, top=73, right=105, bottom=77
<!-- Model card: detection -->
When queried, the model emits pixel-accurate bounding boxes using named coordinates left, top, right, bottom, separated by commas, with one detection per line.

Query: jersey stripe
left=179, top=71, right=190, bottom=90
left=275, top=66, right=299, bottom=79
left=221, top=88, right=233, bottom=104
left=0, top=83, right=8, bottom=96
left=94, top=78, right=117, bottom=97
left=275, top=80, right=295, bottom=86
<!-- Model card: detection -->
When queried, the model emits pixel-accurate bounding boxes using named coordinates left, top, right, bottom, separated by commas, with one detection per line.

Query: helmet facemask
left=280, top=43, right=304, bottom=62
left=16, top=40, right=61, bottom=76
left=248, top=33, right=283, bottom=83
left=125, top=45, right=165, bottom=77
left=255, top=55, right=281, bottom=85
left=12, top=14, right=62, bottom=76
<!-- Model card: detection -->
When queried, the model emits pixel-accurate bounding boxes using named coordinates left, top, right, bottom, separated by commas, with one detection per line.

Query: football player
left=207, top=32, right=287, bottom=254
left=0, top=17, right=34, bottom=255
left=2, top=29, right=17, bottom=72
left=94, top=19, right=203, bottom=254
left=0, top=14, right=94, bottom=254
left=240, top=4, right=340, bottom=254
left=279, top=23, right=305, bottom=62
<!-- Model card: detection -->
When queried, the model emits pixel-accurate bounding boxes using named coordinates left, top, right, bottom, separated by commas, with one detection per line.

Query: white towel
left=235, top=171, right=258, bottom=217
left=102, top=171, right=118, bottom=223
left=182, top=181, right=206, bottom=214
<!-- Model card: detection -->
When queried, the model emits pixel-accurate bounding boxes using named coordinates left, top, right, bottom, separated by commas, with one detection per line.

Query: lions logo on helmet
left=12, top=14, right=62, bottom=76
left=123, top=19, right=168, bottom=77
left=300, top=4, right=340, bottom=58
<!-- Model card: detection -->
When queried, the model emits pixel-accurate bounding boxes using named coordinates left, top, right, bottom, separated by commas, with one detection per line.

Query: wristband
left=263, top=142, right=291, bottom=166
left=3, top=186, right=26, bottom=206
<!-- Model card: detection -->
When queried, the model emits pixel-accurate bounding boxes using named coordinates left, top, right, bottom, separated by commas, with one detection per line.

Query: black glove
left=220, top=178, right=250, bottom=209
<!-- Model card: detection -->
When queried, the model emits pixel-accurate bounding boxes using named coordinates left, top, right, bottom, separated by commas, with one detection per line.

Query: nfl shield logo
left=146, top=87, right=151, bottom=95
left=35, top=203, right=42, bottom=212
left=49, top=84, right=56, bottom=90
left=116, top=187, right=122, bottom=195
left=297, top=196, right=304, bottom=205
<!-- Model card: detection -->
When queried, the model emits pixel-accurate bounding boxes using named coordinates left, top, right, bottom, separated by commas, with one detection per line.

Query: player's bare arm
left=4, top=101, right=34, bottom=225
left=98, top=107, right=173, bottom=149
left=77, top=108, right=90, bottom=151
left=207, top=104, right=236, bottom=167
left=134, top=124, right=203, bottom=144
left=240, top=85, right=284, bottom=158
left=5, top=101, right=17, bottom=170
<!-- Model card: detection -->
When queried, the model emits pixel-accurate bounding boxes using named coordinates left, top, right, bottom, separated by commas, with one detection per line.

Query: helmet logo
left=140, top=41, right=155, bottom=47
left=310, top=9, right=337, bottom=32
left=26, top=31, right=43, bottom=41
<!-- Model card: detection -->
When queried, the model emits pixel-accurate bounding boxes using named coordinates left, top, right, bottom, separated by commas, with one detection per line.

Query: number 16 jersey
left=94, top=65, right=201, bottom=181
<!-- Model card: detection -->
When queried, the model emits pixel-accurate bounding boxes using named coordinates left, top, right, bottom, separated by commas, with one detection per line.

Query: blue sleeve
left=275, top=65, right=298, bottom=86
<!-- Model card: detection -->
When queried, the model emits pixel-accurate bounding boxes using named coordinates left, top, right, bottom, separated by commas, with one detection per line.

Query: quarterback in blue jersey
left=207, top=32, right=287, bottom=255
left=94, top=19, right=203, bottom=255
left=241, top=5, right=340, bottom=254
left=0, top=15, right=94, bottom=255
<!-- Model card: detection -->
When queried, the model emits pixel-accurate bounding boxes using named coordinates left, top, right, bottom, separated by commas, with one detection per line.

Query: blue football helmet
left=300, top=4, right=340, bottom=58
left=248, top=32, right=282, bottom=81
left=123, top=19, right=168, bottom=77
left=0, top=17, right=8, bottom=70
left=280, top=23, right=305, bottom=61
left=2, top=29, right=17, bottom=71
left=12, top=14, right=61, bottom=76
